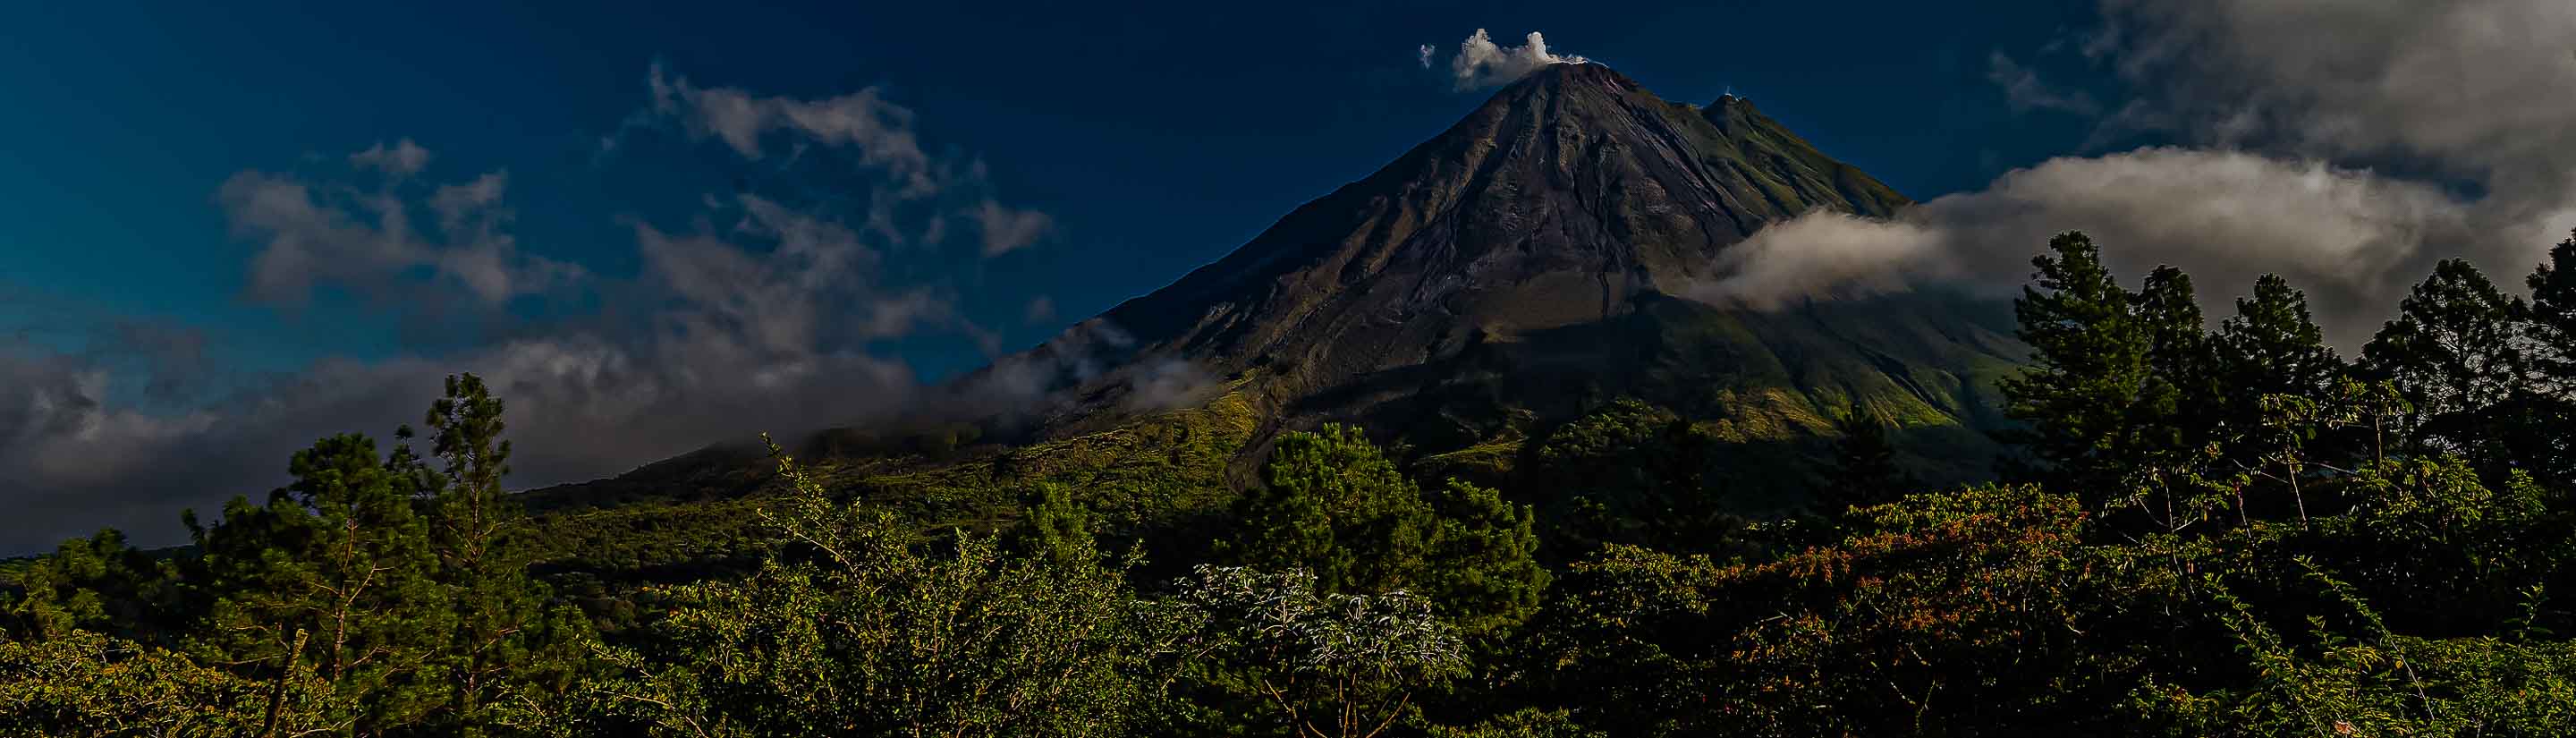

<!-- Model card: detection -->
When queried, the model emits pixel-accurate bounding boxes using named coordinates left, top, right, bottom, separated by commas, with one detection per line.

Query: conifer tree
left=1013, top=482, right=1101, bottom=572
left=414, top=373, right=585, bottom=734
left=1819, top=410, right=1911, bottom=517
left=2218, top=275, right=2343, bottom=412
left=1231, top=425, right=1434, bottom=598
left=2527, top=230, right=2576, bottom=393
left=186, top=433, right=452, bottom=732
left=2137, top=265, right=2223, bottom=447
left=2512, top=233, right=2576, bottom=488
left=1999, top=232, right=2155, bottom=495
left=2362, top=259, right=2529, bottom=462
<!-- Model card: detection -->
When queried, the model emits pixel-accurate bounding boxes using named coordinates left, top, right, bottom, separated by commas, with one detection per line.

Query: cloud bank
left=1701, top=0, right=2576, bottom=348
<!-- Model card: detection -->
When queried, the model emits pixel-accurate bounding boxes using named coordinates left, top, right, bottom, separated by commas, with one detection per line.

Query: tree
left=2138, top=265, right=2223, bottom=428
left=2218, top=275, right=2343, bottom=411
left=1522, top=486, right=2120, bottom=736
left=1013, top=482, right=1102, bottom=573
left=1998, top=233, right=2235, bottom=532
left=2526, top=230, right=2576, bottom=394
left=1230, top=425, right=1546, bottom=636
left=185, top=433, right=453, bottom=733
left=1, top=529, right=181, bottom=643
left=413, top=373, right=589, bottom=734
left=1999, top=233, right=2150, bottom=490
left=2508, top=233, right=2576, bottom=490
left=2362, top=259, right=2530, bottom=467
left=1421, top=479, right=1548, bottom=639
left=1232, top=425, right=1433, bottom=598
left=1523, top=401, right=1744, bottom=556
left=2204, top=276, right=2351, bottom=525
left=1818, top=410, right=1911, bottom=517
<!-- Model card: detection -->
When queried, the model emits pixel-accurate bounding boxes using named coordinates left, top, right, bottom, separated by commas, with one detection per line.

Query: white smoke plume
left=1445, top=30, right=1587, bottom=90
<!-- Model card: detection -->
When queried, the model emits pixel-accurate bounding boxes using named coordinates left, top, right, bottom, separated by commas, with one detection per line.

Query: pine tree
left=186, top=433, right=452, bottom=732
left=414, top=373, right=587, bottom=734
left=2218, top=275, right=2343, bottom=411
left=2500, top=232, right=2576, bottom=491
left=1422, top=479, right=1548, bottom=637
left=2362, top=259, right=2529, bottom=462
left=1231, top=425, right=1434, bottom=598
left=1013, top=482, right=1100, bottom=572
left=1998, top=232, right=2154, bottom=495
left=2527, top=230, right=2576, bottom=393
left=2137, top=265, right=2224, bottom=449
left=1819, top=410, right=1911, bottom=517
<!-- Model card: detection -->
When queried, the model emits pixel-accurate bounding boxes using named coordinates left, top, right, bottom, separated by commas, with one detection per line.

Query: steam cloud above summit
left=1438, top=29, right=1587, bottom=90
left=1705, top=0, right=2576, bottom=349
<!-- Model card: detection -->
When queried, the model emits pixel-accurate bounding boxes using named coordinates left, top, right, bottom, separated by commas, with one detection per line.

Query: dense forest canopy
left=9, top=230, right=2576, bottom=734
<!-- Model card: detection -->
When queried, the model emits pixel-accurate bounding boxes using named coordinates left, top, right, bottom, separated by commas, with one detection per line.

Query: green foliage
left=1230, top=425, right=1547, bottom=637
left=542, top=442, right=1180, bottom=737
left=2, top=529, right=178, bottom=642
left=416, top=374, right=593, bottom=735
left=0, top=629, right=345, bottom=735
left=2366, top=259, right=2529, bottom=420
left=1524, top=485, right=2123, bottom=736
left=2530, top=230, right=2576, bottom=390
left=1818, top=410, right=1911, bottom=516
left=1014, top=482, right=1103, bottom=571
left=1233, top=425, right=1429, bottom=598
left=2000, top=232, right=2158, bottom=494
left=185, top=432, right=454, bottom=731
left=1173, top=564, right=1468, bottom=738
left=2217, top=274, right=2343, bottom=413
left=1522, top=400, right=1748, bottom=556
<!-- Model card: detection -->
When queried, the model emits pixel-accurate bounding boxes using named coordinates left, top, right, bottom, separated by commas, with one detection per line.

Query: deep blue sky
left=3, top=0, right=2108, bottom=384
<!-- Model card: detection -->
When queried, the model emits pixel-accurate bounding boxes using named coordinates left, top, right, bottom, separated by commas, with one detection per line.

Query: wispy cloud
left=631, top=63, right=1052, bottom=260
left=220, top=144, right=580, bottom=312
left=1986, top=52, right=2098, bottom=115
left=975, top=201, right=1053, bottom=257
left=348, top=138, right=432, bottom=177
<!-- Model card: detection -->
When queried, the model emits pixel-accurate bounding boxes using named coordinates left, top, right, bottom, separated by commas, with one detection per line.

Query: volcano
left=972, top=63, right=2021, bottom=481
left=535, top=62, right=2024, bottom=516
